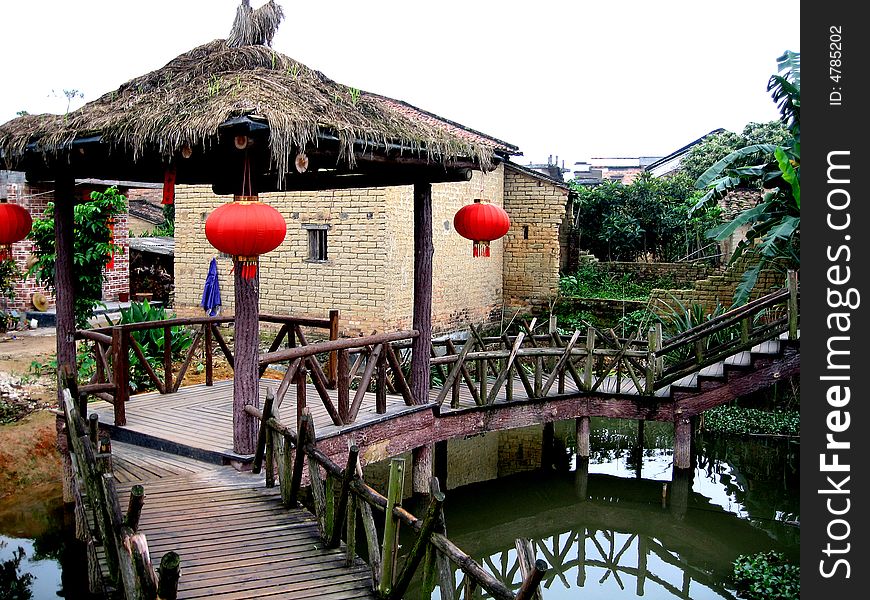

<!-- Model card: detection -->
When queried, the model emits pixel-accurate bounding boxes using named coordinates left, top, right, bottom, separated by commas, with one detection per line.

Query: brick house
left=2, top=174, right=131, bottom=312
left=172, top=161, right=571, bottom=335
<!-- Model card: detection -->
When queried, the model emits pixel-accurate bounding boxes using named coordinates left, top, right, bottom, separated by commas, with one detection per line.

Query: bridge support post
left=412, top=444, right=434, bottom=496
left=669, top=465, right=692, bottom=519
left=576, top=416, right=590, bottom=458
left=673, top=414, right=692, bottom=470
left=574, top=456, right=589, bottom=501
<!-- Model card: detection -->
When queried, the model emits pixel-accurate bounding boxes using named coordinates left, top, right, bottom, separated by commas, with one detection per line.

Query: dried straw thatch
left=0, top=16, right=513, bottom=181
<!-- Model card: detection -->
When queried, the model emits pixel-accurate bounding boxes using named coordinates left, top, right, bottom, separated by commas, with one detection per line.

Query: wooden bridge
left=64, top=279, right=798, bottom=598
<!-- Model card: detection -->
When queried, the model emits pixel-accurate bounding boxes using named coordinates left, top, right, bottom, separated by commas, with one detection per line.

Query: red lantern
left=204, top=196, right=286, bottom=279
left=0, top=202, right=33, bottom=260
left=453, top=199, right=510, bottom=257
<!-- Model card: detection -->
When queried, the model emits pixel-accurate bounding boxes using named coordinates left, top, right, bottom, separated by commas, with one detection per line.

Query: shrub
left=732, top=551, right=799, bottom=600
left=704, top=405, right=799, bottom=436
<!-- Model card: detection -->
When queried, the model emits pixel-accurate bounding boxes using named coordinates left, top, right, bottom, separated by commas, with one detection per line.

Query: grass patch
left=559, top=263, right=680, bottom=301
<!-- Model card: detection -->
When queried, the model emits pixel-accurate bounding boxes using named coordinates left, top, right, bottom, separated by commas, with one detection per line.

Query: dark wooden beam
left=54, top=173, right=76, bottom=405
left=411, top=181, right=434, bottom=495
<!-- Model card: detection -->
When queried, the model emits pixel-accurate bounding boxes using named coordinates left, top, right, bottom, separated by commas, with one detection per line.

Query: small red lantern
left=205, top=196, right=286, bottom=279
left=453, top=199, right=510, bottom=258
left=0, top=202, right=33, bottom=260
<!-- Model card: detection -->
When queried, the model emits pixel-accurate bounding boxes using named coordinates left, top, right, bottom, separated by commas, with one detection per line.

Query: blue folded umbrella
left=201, top=257, right=222, bottom=316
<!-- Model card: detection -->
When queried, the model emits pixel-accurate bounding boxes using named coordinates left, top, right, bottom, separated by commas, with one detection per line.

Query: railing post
left=379, top=457, right=405, bottom=597
left=204, top=322, right=213, bottom=386
left=327, top=309, right=340, bottom=387
left=157, top=551, right=181, bottom=600
left=787, top=270, right=799, bottom=340
left=296, top=363, right=307, bottom=432
left=337, top=348, right=349, bottom=423
left=124, top=484, right=145, bottom=530
left=111, top=327, right=128, bottom=426
left=584, top=327, right=595, bottom=391
left=376, top=348, right=387, bottom=414
left=388, top=490, right=446, bottom=600
left=280, top=432, right=294, bottom=506
left=163, top=325, right=173, bottom=394
left=327, top=445, right=360, bottom=549
left=516, top=560, right=548, bottom=600
left=646, top=327, right=657, bottom=394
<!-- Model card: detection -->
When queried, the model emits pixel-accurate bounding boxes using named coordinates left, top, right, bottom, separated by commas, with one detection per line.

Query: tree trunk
left=233, top=263, right=260, bottom=455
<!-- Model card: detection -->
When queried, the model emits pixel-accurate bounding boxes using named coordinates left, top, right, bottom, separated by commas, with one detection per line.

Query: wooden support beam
left=516, top=559, right=548, bottom=600
left=576, top=416, right=591, bottom=459
left=232, top=262, right=260, bottom=455
left=327, top=445, right=360, bottom=549
left=411, top=181, right=433, bottom=408
left=673, top=414, right=692, bottom=470
left=379, top=458, right=406, bottom=596
left=54, top=174, right=76, bottom=405
left=111, top=328, right=129, bottom=426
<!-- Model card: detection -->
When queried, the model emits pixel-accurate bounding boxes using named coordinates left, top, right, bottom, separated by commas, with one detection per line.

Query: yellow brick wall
left=174, top=167, right=505, bottom=336
left=382, top=166, right=506, bottom=333
left=502, top=167, right=569, bottom=308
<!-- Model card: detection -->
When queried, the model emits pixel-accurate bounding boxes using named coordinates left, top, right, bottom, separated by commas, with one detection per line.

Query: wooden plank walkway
left=114, top=466, right=376, bottom=600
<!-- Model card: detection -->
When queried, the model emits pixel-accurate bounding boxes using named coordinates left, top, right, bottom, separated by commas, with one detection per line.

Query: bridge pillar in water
left=669, top=465, right=693, bottom=519
left=412, top=444, right=434, bottom=496
left=673, top=414, right=693, bottom=470
left=576, top=416, right=591, bottom=459
left=574, top=456, right=589, bottom=501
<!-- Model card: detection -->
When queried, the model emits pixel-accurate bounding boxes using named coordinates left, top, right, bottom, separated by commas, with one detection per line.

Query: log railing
left=258, top=330, right=418, bottom=427
left=74, top=311, right=339, bottom=425
left=246, top=403, right=548, bottom=600
left=61, top=383, right=179, bottom=599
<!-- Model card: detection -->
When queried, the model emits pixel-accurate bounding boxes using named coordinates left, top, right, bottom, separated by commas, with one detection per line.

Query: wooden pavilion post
left=411, top=182, right=434, bottom=495
left=55, top=174, right=77, bottom=405
left=233, top=264, right=260, bottom=455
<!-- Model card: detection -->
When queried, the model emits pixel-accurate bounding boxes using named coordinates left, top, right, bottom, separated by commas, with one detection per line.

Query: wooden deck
left=109, top=445, right=376, bottom=600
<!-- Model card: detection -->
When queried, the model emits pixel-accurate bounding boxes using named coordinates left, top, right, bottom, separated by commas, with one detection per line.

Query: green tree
left=28, top=187, right=127, bottom=329
left=681, top=122, right=791, bottom=182
left=691, top=51, right=800, bottom=304
left=570, top=171, right=720, bottom=262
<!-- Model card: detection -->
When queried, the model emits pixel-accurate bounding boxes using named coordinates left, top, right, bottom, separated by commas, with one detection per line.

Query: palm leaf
left=733, top=264, right=761, bottom=306
left=774, top=147, right=800, bottom=209
left=695, top=144, right=780, bottom=189
left=705, top=203, right=770, bottom=240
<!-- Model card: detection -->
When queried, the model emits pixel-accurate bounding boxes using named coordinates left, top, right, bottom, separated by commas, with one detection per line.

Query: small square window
left=303, top=224, right=329, bottom=262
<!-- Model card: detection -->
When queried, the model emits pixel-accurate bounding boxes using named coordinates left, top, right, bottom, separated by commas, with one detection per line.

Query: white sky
left=0, top=1, right=799, bottom=168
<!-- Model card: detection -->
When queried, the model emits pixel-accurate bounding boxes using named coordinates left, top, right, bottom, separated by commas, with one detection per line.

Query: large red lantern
left=205, top=196, right=286, bottom=279
left=453, top=199, right=510, bottom=258
left=0, top=202, right=33, bottom=260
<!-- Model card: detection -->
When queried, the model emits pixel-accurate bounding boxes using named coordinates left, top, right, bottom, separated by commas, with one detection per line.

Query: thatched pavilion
left=0, top=1, right=517, bottom=490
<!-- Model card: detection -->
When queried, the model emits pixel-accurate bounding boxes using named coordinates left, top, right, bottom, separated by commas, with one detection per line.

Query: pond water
left=0, top=485, right=89, bottom=599
left=1, top=418, right=798, bottom=600
left=392, top=418, right=800, bottom=600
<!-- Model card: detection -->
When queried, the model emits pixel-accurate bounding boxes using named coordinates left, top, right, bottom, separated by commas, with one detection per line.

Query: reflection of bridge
left=432, top=468, right=796, bottom=600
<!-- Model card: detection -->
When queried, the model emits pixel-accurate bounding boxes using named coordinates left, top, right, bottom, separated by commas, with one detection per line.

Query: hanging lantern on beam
left=204, top=196, right=286, bottom=279
left=0, top=201, right=33, bottom=260
left=453, top=199, right=510, bottom=258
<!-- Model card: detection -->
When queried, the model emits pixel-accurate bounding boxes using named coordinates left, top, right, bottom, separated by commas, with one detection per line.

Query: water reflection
left=400, top=418, right=799, bottom=599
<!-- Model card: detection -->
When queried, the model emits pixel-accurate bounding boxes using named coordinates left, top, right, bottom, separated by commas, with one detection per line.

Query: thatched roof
left=0, top=39, right=517, bottom=180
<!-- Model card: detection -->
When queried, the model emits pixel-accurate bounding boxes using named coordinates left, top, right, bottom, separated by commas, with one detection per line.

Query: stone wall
left=595, top=261, right=717, bottom=287
left=502, top=166, right=569, bottom=309
left=650, top=261, right=786, bottom=316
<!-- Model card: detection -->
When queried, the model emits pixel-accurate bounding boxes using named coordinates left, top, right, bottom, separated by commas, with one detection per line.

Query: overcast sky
left=0, top=1, right=799, bottom=169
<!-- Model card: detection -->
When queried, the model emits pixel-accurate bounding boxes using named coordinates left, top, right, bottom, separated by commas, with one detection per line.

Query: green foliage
left=112, top=300, right=194, bottom=392
left=705, top=405, right=799, bottom=436
left=27, top=187, right=127, bottom=329
left=692, top=51, right=800, bottom=304
left=731, top=551, right=799, bottom=600
left=0, top=258, right=21, bottom=301
left=681, top=122, right=791, bottom=182
left=570, top=172, right=720, bottom=262
left=559, top=262, right=678, bottom=301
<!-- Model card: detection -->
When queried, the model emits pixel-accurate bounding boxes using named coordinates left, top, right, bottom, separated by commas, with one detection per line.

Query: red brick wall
left=4, top=181, right=130, bottom=310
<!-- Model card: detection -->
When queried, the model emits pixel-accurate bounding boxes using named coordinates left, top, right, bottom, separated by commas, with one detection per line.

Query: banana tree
left=691, top=51, right=800, bottom=305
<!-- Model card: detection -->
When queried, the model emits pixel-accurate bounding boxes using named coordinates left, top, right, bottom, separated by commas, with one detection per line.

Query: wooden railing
left=74, top=311, right=339, bottom=425
left=246, top=403, right=548, bottom=600
left=61, top=380, right=180, bottom=600
left=259, top=330, right=418, bottom=426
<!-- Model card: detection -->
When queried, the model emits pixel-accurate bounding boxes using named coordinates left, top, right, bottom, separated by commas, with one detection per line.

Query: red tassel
left=162, top=165, right=176, bottom=205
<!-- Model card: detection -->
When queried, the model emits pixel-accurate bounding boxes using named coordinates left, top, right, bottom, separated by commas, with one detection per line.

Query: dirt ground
left=0, top=329, right=61, bottom=500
